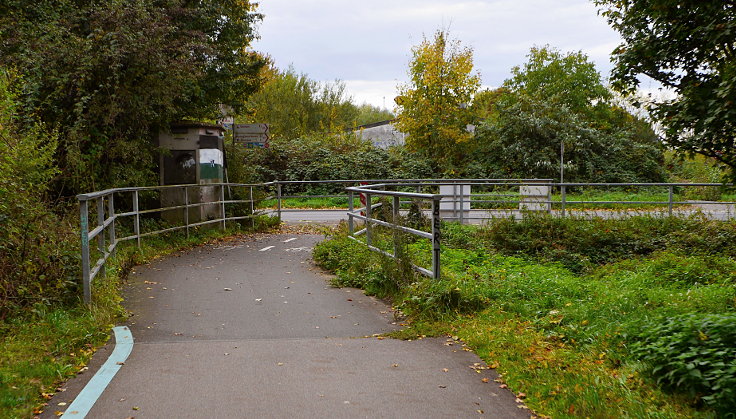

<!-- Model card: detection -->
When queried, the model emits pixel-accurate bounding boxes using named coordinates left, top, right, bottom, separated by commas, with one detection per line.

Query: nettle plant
left=631, top=313, right=736, bottom=414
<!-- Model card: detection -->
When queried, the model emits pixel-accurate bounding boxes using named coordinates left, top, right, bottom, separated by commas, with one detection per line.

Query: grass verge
left=314, top=216, right=736, bottom=418
left=0, top=216, right=279, bottom=418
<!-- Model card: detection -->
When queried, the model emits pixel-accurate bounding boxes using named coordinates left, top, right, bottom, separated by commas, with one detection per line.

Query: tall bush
left=0, top=71, right=78, bottom=316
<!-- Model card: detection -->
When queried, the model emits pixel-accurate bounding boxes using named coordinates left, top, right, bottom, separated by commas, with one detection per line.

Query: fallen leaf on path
left=223, top=288, right=232, bottom=291
left=481, top=378, right=489, bottom=383
left=442, top=368, right=449, bottom=372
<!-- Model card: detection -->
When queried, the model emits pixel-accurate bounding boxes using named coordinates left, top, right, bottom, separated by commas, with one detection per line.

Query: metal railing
left=342, top=180, right=736, bottom=281
left=78, top=182, right=274, bottom=304
left=79, top=179, right=735, bottom=301
left=345, top=186, right=442, bottom=279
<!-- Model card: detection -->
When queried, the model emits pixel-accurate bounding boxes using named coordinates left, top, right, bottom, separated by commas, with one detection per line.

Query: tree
left=0, top=0, right=266, bottom=195
left=243, top=66, right=359, bottom=139
left=355, top=104, right=394, bottom=127
left=394, top=30, right=481, bottom=169
left=504, top=46, right=611, bottom=116
left=471, top=46, right=665, bottom=182
left=594, top=1, right=736, bottom=176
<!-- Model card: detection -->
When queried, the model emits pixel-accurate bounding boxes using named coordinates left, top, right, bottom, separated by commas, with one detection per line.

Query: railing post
left=184, top=186, right=190, bottom=239
left=97, top=197, right=106, bottom=277
left=431, top=197, right=441, bottom=280
left=133, top=190, right=141, bottom=248
left=668, top=185, right=674, bottom=217
left=277, top=182, right=282, bottom=222
left=348, top=189, right=354, bottom=235
left=250, top=186, right=255, bottom=229
left=561, top=185, right=567, bottom=218
left=80, top=199, right=91, bottom=305
left=220, top=183, right=226, bottom=231
left=365, top=192, right=372, bottom=247
left=108, top=192, right=116, bottom=257
left=393, top=195, right=400, bottom=256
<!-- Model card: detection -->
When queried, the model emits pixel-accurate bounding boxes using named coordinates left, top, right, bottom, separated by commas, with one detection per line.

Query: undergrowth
left=314, top=215, right=736, bottom=417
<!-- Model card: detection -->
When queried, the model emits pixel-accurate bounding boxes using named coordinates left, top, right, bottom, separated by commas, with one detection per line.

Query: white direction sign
left=234, top=124, right=270, bottom=148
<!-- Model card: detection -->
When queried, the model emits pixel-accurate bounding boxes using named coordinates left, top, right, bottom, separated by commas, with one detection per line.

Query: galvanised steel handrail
left=270, top=178, right=549, bottom=212
left=342, top=180, right=736, bottom=281
left=78, top=182, right=274, bottom=304
left=345, top=185, right=441, bottom=279
left=79, top=179, right=735, bottom=302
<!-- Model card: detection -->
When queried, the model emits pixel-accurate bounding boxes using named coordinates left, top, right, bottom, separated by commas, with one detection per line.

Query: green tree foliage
left=238, top=134, right=436, bottom=194
left=594, top=1, right=736, bottom=177
left=0, top=0, right=266, bottom=195
left=395, top=30, right=481, bottom=169
left=0, top=71, right=79, bottom=315
left=355, top=103, right=394, bottom=127
left=243, top=66, right=359, bottom=139
left=505, top=46, right=611, bottom=115
left=471, top=47, right=665, bottom=182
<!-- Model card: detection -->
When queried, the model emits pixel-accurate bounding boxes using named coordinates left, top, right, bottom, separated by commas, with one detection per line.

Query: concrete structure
left=157, top=122, right=225, bottom=224
left=439, top=184, right=472, bottom=221
left=519, top=183, right=552, bottom=212
left=354, top=119, right=405, bottom=149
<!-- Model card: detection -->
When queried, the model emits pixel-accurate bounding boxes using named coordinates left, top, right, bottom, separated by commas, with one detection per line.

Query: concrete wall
left=354, top=121, right=405, bottom=149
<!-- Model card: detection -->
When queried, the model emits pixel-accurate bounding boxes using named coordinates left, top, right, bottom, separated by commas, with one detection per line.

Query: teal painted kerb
left=61, top=326, right=134, bottom=418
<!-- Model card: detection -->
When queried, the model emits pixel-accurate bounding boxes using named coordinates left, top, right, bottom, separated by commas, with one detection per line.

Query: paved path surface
left=47, top=234, right=527, bottom=418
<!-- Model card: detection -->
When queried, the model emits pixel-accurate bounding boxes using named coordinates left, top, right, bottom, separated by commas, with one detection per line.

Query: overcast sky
left=253, top=1, right=648, bottom=109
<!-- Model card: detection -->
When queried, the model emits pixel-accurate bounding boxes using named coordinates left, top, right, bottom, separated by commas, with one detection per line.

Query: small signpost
left=233, top=123, right=270, bottom=148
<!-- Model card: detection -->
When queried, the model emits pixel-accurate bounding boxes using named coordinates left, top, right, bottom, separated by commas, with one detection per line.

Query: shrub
left=631, top=313, right=736, bottom=414
left=0, top=70, right=80, bottom=316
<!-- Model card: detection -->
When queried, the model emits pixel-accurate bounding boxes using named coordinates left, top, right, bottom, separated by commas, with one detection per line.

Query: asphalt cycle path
left=47, top=233, right=528, bottom=418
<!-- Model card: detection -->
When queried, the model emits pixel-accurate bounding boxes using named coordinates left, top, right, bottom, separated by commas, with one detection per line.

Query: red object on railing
left=359, top=182, right=368, bottom=216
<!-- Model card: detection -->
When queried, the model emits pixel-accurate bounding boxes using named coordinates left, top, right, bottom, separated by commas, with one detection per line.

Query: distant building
left=353, top=120, right=406, bottom=149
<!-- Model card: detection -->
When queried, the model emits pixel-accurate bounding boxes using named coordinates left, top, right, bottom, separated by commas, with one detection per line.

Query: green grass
left=314, top=216, right=736, bottom=417
left=0, top=216, right=280, bottom=418
left=260, top=196, right=361, bottom=209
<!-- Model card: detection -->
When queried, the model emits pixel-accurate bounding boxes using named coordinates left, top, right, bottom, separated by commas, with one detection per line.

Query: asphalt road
left=47, top=234, right=528, bottom=418
left=278, top=203, right=736, bottom=225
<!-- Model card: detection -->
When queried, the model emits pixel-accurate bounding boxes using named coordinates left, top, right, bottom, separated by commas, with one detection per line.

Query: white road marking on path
left=282, top=238, right=297, bottom=243
left=259, top=246, right=275, bottom=252
left=284, top=247, right=311, bottom=252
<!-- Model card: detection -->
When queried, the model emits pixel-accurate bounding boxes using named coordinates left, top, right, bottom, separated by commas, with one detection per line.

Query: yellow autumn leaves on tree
left=395, top=30, right=481, bottom=169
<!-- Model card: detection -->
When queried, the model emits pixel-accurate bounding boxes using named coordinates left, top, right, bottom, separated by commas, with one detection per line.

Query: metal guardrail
left=342, top=180, right=736, bottom=281
left=77, top=182, right=274, bottom=304
left=79, top=179, right=735, bottom=302
left=345, top=186, right=442, bottom=279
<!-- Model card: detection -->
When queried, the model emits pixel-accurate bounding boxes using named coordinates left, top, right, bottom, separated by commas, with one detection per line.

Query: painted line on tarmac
left=62, top=326, right=134, bottom=418
left=259, top=245, right=275, bottom=252
left=282, top=237, right=297, bottom=243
